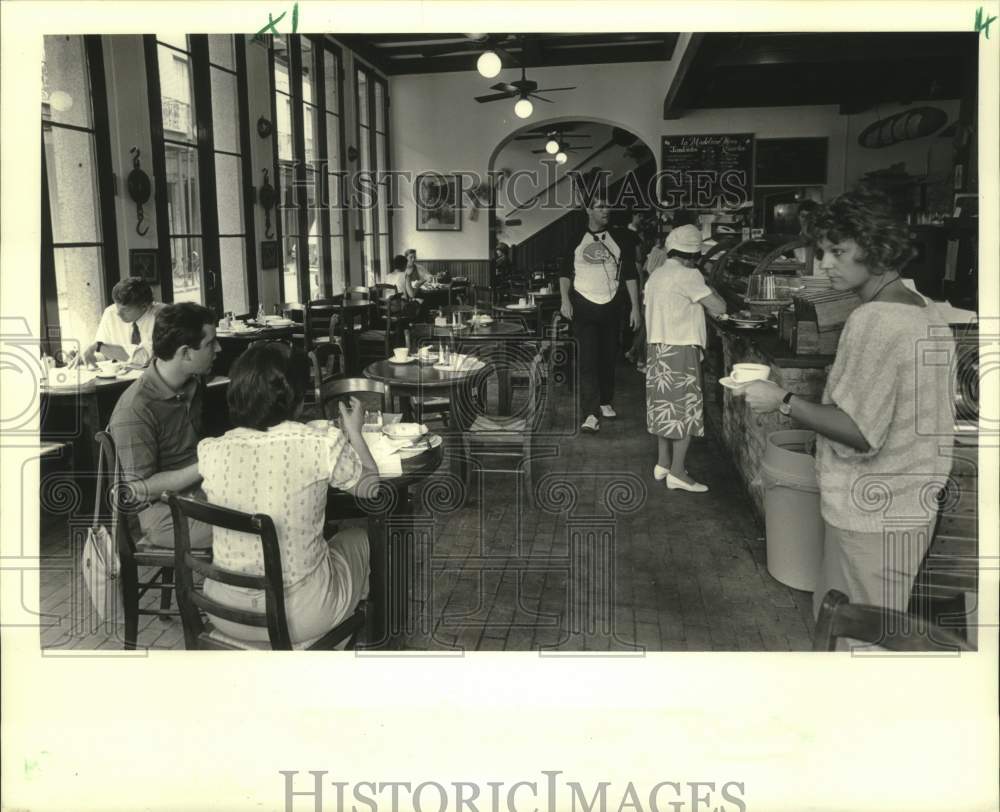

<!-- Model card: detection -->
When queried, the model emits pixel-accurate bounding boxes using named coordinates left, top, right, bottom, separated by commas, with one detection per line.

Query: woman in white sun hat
left=644, top=224, right=727, bottom=493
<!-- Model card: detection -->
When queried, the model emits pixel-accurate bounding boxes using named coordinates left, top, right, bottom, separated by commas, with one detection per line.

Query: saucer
left=719, top=376, right=752, bottom=391
left=388, top=356, right=416, bottom=365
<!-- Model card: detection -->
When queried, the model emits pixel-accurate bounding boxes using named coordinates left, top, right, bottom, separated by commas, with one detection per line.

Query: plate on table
left=388, top=356, right=417, bottom=365
left=43, top=369, right=98, bottom=389
left=263, top=318, right=293, bottom=327
left=382, top=422, right=428, bottom=440
left=415, top=352, right=439, bottom=364
left=506, top=303, right=535, bottom=311
left=394, top=433, right=443, bottom=458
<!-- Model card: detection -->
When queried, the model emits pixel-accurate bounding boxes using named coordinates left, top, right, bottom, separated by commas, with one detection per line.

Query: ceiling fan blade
left=529, top=94, right=554, bottom=103
left=534, top=86, right=576, bottom=93
left=475, top=92, right=514, bottom=103
left=530, top=149, right=548, bottom=154
left=489, top=82, right=518, bottom=93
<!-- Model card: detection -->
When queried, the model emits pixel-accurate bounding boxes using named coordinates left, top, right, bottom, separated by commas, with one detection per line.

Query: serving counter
left=706, top=317, right=833, bottom=522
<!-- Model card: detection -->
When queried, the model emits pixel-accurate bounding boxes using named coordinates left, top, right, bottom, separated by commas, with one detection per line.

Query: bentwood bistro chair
left=166, top=493, right=365, bottom=650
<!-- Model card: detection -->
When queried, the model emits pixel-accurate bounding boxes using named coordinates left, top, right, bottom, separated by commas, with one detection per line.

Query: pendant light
left=513, top=98, right=533, bottom=119
left=555, top=151, right=568, bottom=164
left=477, top=50, right=502, bottom=79
left=545, top=138, right=560, bottom=154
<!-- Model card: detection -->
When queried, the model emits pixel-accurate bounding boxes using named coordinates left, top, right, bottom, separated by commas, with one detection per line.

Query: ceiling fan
left=475, top=66, right=576, bottom=117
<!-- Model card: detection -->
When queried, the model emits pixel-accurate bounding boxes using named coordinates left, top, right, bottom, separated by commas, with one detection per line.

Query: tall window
left=271, top=35, right=347, bottom=303
left=208, top=35, right=251, bottom=315
left=41, top=35, right=117, bottom=355
left=147, top=34, right=256, bottom=313
left=155, top=35, right=203, bottom=304
left=355, top=65, right=391, bottom=287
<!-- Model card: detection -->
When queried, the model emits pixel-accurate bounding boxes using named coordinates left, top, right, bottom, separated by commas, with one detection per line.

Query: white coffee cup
left=392, top=347, right=410, bottom=362
left=731, top=363, right=770, bottom=383
left=518, top=297, right=527, bottom=306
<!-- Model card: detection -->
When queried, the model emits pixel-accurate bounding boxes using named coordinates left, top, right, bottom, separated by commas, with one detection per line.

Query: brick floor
left=38, top=357, right=817, bottom=651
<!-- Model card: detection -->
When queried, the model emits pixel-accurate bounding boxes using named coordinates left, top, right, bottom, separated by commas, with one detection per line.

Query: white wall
left=389, top=58, right=682, bottom=259
left=390, top=59, right=961, bottom=259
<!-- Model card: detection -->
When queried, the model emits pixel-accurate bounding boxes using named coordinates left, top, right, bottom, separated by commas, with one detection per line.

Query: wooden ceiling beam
left=663, top=33, right=703, bottom=120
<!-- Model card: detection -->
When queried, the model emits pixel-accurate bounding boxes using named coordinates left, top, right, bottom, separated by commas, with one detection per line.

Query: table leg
left=362, top=482, right=413, bottom=650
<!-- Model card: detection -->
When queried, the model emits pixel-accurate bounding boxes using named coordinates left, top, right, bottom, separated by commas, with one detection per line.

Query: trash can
left=759, top=429, right=823, bottom=591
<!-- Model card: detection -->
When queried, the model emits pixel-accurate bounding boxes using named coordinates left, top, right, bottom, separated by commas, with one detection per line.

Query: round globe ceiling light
left=477, top=51, right=502, bottom=78
left=545, top=139, right=560, bottom=154
left=513, top=98, right=534, bottom=119
left=555, top=151, right=568, bottom=164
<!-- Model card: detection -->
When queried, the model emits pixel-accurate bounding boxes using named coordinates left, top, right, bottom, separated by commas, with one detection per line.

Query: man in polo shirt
left=69, top=277, right=163, bottom=368
left=559, top=195, right=641, bottom=433
left=108, top=302, right=220, bottom=548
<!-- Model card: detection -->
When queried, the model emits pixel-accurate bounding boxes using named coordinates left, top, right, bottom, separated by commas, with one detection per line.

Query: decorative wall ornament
left=857, top=106, right=948, bottom=148
left=258, top=168, right=277, bottom=239
left=256, top=116, right=273, bottom=138
left=126, top=147, right=151, bottom=237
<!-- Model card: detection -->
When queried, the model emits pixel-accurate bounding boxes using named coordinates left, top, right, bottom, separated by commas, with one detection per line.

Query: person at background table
left=405, top=248, right=433, bottom=287
left=559, top=194, right=640, bottom=433
left=69, top=277, right=162, bottom=368
left=385, top=254, right=416, bottom=299
left=108, top=302, right=220, bottom=548
left=197, top=342, right=378, bottom=646
left=741, top=191, right=954, bottom=621
left=493, top=241, right=513, bottom=283
left=644, top=224, right=727, bottom=493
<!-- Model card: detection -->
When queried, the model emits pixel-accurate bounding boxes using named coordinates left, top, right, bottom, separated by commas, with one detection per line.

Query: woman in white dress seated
left=197, top=342, right=379, bottom=646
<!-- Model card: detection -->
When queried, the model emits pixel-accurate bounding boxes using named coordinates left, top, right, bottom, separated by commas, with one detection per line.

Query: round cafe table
left=364, top=357, right=487, bottom=428
left=430, top=320, right=525, bottom=340
left=326, top=438, right=444, bottom=649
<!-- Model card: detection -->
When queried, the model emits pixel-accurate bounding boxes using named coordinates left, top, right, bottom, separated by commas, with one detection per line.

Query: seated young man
left=70, top=277, right=163, bottom=368
left=108, top=302, right=220, bottom=548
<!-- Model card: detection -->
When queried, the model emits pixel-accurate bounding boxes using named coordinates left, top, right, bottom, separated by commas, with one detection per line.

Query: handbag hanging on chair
left=81, top=438, right=120, bottom=621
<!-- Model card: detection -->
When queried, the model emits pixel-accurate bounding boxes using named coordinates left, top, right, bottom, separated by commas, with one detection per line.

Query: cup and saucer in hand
left=719, top=363, right=770, bottom=392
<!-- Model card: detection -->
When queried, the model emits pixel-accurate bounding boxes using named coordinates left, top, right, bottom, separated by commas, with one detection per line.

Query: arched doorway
left=486, top=118, right=655, bottom=281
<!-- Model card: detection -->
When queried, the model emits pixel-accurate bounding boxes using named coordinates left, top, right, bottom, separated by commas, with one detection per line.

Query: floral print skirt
left=645, top=343, right=704, bottom=439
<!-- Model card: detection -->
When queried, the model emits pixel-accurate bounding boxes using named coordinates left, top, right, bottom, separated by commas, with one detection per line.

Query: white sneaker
left=653, top=464, right=670, bottom=481
left=665, top=472, right=708, bottom=493
left=581, top=415, right=600, bottom=432
left=600, top=404, right=617, bottom=418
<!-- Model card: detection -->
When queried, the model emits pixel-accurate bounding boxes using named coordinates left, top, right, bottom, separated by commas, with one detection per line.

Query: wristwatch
left=779, top=391, right=794, bottom=416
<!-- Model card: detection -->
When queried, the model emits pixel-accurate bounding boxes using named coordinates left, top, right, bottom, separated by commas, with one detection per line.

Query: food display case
left=703, top=234, right=809, bottom=316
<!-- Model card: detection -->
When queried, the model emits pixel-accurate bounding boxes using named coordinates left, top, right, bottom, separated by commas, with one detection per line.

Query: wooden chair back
left=319, top=377, right=389, bottom=419
left=307, top=343, right=343, bottom=404
left=304, top=297, right=344, bottom=350
left=371, top=283, right=397, bottom=300
left=94, top=430, right=145, bottom=558
left=812, top=589, right=972, bottom=652
left=345, top=286, right=371, bottom=302
left=166, top=493, right=363, bottom=650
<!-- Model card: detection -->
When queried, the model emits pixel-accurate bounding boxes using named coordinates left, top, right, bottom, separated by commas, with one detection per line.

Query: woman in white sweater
left=743, top=192, right=955, bottom=620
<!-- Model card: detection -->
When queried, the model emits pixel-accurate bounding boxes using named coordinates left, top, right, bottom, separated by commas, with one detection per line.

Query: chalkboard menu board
left=755, top=137, right=828, bottom=186
left=660, top=133, right=754, bottom=209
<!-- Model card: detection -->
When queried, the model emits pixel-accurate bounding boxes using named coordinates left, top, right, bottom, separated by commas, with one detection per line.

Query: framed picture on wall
left=416, top=173, right=461, bottom=231
left=260, top=239, right=279, bottom=270
left=129, top=249, right=158, bottom=284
